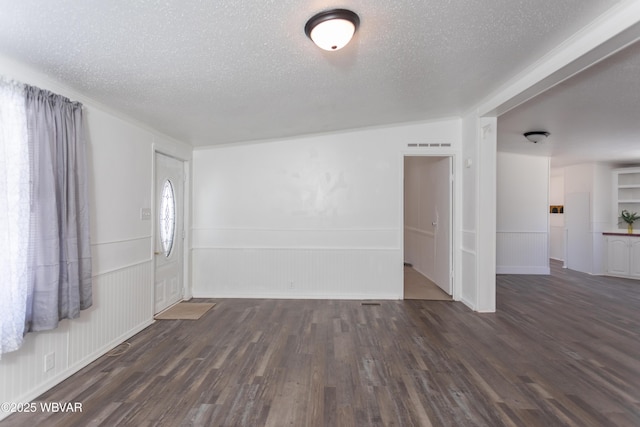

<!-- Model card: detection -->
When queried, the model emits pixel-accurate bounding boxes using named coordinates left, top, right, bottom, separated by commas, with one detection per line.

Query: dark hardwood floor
left=3, top=261, right=640, bottom=426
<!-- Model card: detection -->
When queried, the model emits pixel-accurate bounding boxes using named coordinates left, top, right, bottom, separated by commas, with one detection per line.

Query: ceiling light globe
left=310, top=19, right=356, bottom=51
left=305, top=9, right=360, bottom=51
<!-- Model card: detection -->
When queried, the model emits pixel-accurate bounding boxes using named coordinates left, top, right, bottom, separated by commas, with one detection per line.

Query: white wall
left=496, top=152, right=550, bottom=274
left=563, top=162, right=612, bottom=275
left=564, top=164, right=594, bottom=273
left=460, top=113, right=478, bottom=309
left=592, top=163, right=613, bottom=275
left=192, top=121, right=461, bottom=300
left=0, top=55, right=191, bottom=419
left=549, top=170, right=565, bottom=261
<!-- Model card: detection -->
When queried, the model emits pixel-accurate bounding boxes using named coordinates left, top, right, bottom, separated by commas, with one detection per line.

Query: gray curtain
left=24, top=86, right=92, bottom=332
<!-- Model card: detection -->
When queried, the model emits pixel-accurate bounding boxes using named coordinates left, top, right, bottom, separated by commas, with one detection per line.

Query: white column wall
left=476, top=117, right=498, bottom=312
left=460, top=112, right=498, bottom=312
left=461, top=113, right=479, bottom=309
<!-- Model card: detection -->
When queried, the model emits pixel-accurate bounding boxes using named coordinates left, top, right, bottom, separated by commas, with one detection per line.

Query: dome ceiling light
left=305, top=9, right=360, bottom=51
left=524, top=131, right=550, bottom=143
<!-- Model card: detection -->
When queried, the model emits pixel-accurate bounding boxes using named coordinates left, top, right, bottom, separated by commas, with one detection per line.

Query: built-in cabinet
left=604, top=234, right=640, bottom=279
left=613, top=167, right=640, bottom=232
left=604, top=167, right=640, bottom=280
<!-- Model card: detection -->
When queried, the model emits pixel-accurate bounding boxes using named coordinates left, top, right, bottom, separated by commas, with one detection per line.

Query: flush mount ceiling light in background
left=524, top=131, right=550, bottom=143
left=305, top=9, right=360, bottom=51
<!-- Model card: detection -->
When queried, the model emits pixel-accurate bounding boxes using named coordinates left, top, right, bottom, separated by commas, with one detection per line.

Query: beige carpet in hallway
left=404, top=266, right=453, bottom=300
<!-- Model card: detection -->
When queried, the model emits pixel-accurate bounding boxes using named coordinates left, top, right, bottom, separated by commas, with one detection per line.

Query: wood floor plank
left=2, top=260, right=640, bottom=426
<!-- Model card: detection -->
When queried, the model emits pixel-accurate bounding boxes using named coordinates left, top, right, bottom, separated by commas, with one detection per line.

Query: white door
left=433, top=157, right=452, bottom=294
left=154, top=152, right=184, bottom=314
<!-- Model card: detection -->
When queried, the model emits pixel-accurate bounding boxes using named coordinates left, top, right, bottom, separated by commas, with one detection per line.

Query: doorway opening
left=403, top=156, right=453, bottom=300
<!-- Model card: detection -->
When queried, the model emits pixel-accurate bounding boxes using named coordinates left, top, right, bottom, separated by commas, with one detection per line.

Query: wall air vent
left=407, top=142, right=453, bottom=148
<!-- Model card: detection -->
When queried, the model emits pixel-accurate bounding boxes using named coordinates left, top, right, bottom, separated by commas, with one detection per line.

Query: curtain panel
left=0, top=80, right=92, bottom=356
left=25, top=86, right=92, bottom=332
left=0, top=79, right=30, bottom=355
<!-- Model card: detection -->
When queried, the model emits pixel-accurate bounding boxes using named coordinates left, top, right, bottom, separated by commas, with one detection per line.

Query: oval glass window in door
left=159, top=179, right=176, bottom=257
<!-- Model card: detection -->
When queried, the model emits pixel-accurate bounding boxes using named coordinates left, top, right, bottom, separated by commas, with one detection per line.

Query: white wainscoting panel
left=460, top=230, right=477, bottom=310
left=0, top=261, right=154, bottom=420
left=68, top=261, right=154, bottom=367
left=91, top=237, right=152, bottom=275
left=461, top=248, right=477, bottom=310
left=192, top=248, right=402, bottom=299
left=496, top=231, right=550, bottom=274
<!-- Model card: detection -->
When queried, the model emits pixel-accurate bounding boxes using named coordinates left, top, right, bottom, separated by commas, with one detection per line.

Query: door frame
left=152, top=147, right=191, bottom=311
left=400, top=152, right=460, bottom=301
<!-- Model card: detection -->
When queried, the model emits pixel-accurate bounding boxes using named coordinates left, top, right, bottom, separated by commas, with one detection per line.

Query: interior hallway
left=404, top=265, right=453, bottom=301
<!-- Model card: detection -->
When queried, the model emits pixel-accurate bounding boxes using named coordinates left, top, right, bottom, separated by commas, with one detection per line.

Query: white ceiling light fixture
left=305, top=9, right=360, bottom=51
left=524, top=131, right=550, bottom=143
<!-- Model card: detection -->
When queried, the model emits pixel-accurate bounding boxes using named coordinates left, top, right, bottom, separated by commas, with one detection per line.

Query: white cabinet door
left=630, top=239, right=640, bottom=279
left=607, top=236, right=630, bottom=276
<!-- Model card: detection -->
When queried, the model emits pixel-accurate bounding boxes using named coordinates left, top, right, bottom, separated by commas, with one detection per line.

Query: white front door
left=154, top=152, right=184, bottom=314
left=433, top=157, right=452, bottom=295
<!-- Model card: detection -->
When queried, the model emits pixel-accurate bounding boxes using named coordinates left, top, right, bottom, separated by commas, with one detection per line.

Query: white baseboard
left=459, top=296, right=475, bottom=311
left=192, top=292, right=402, bottom=300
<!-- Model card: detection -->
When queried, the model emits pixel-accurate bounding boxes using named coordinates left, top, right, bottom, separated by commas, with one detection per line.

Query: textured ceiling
left=0, top=0, right=622, bottom=146
left=498, top=39, right=640, bottom=168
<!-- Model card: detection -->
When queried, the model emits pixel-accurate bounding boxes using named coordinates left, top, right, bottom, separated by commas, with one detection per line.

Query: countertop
left=602, top=232, right=640, bottom=237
